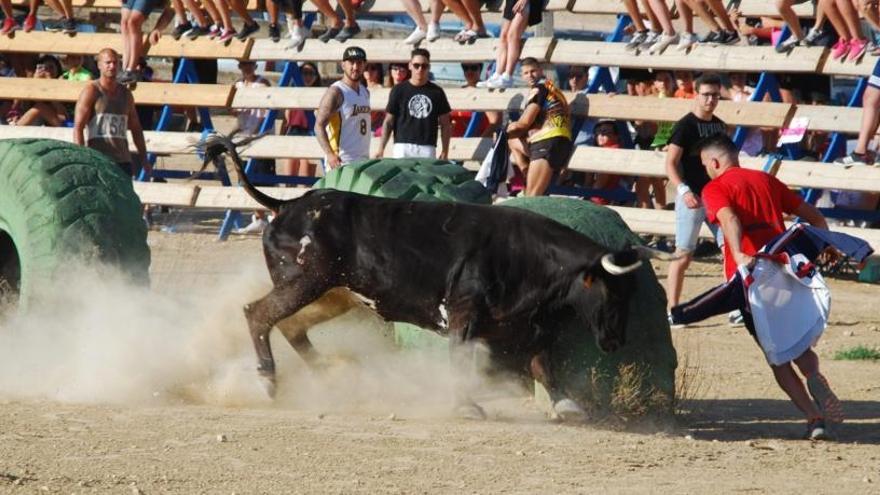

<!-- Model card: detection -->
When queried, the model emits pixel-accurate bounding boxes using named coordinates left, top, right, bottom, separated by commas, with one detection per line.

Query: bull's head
left=576, top=246, right=678, bottom=353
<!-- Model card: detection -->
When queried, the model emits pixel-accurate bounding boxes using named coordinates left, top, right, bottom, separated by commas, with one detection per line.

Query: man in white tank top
left=314, top=46, right=371, bottom=170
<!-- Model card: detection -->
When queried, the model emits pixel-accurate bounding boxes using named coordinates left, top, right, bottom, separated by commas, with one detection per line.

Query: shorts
left=503, top=0, right=543, bottom=26
left=392, top=142, right=436, bottom=159
left=674, top=190, right=722, bottom=252
left=870, top=61, right=880, bottom=89
left=529, top=137, right=572, bottom=171
left=123, top=0, right=158, bottom=14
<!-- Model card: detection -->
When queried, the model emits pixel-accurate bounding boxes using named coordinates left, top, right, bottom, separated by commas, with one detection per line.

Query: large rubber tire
left=314, top=158, right=492, bottom=205
left=0, top=139, right=150, bottom=309
left=502, top=197, right=677, bottom=416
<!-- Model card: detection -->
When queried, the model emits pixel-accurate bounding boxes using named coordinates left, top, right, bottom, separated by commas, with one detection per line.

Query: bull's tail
left=192, top=132, right=285, bottom=212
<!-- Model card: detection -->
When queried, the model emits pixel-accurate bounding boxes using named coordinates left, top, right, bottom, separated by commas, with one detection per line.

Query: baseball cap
left=342, top=46, right=367, bottom=62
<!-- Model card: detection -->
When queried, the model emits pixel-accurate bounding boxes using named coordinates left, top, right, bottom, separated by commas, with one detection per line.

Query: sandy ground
left=1, top=221, right=879, bottom=494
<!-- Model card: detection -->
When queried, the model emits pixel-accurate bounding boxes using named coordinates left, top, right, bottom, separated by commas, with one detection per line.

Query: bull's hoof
left=551, top=399, right=587, bottom=423
left=258, top=372, right=277, bottom=399
left=454, top=403, right=487, bottom=420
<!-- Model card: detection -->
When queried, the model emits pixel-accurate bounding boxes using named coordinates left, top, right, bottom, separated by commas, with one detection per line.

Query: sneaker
left=728, top=310, right=744, bottom=327
left=638, top=31, right=660, bottom=51
left=62, top=17, right=77, bottom=34
left=668, top=313, right=686, bottom=329
left=217, top=28, right=236, bottom=44
left=626, top=30, right=648, bottom=50
left=775, top=35, right=802, bottom=53
left=847, top=38, right=868, bottom=62
left=802, top=26, right=824, bottom=46
left=649, top=32, right=679, bottom=54
left=335, top=23, right=360, bottom=42
left=268, top=23, right=280, bottom=42
left=184, top=24, right=209, bottom=39
left=404, top=26, right=426, bottom=44
left=804, top=418, right=832, bottom=441
left=44, top=20, right=64, bottom=32
left=719, top=29, right=740, bottom=45
left=701, top=30, right=722, bottom=44
left=675, top=32, right=696, bottom=52
left=452, top=28, right=469, bottom=43
left=116, top=69, right=141, bottom=85
left=207, top=24, right=221, bottom=39
left=235, top=22, right=259, bottom=41
left=287, top=25, right=308, bottom=50
left=23, top=14, right=35, bottom=32
left=233, top=215, right=269, bottom=234
left=830, top=38, right=849, bottom=60
left=807, top=373, right=844, bottom=427
left=1, top=17, right=16, bottom=35
left=485, top=73, right=513, bottom=89
left=426, top=22, right=440, bottom=41
left=476, top=72, right=503, bottom=88
left=318, top=24, right=342, bottom=42
left=835, top=151, right=874, bottom=166
left=171, top=21, right=192, bottom=40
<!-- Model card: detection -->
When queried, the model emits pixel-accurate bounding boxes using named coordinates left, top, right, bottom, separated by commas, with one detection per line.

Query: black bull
left=202, top=135, right=670, bottom=420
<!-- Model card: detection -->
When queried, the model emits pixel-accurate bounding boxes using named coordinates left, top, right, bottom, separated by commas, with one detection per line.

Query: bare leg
left=704, top=0, right=736, bottom=30
left=676, top=0, right=694, bottom=33
left=776, top=0, right=806, bottom=39
left=309, top=0, right=342, bottom=27
left=461, top=0, right=485, bottom=32
left=855, top=86, right=880, bottom=155
left=229, top=0, right=257, bottom=25
left=623, top=0, right=648, bottom=32
left=770, top=362, right=822, bottom=419
left=821, top=0, right=852, bottom=40
left=503, top=12, right=528, bottom=75
left=337, top=0, right=357, bottom=26
left=686, top=0, right=722, bottom=32
left=525, top=159, right=555, bottom=196
left=648, top=0, right=676, bottom=34
left=836, top=0, right=865, bottom=37
left=401, top=0, right=428, bottom=30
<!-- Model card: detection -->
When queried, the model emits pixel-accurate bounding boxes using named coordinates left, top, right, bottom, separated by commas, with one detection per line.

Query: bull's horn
left=601, top=253, right=643, bottom=275
left=634, top=245, right=683, bottom=262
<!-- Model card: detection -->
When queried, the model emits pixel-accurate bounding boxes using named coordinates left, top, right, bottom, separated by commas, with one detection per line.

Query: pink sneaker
left=847, top=38, right=868, bottom=62
left=831, top=38, right=849, bottom=60
left=1, top=17, right=16, bottom=35
left=23, top=14, right=35, bottom=32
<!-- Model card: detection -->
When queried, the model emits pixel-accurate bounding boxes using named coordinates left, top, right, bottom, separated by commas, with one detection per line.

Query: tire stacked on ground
left=0, top=139, right=150, bottom=310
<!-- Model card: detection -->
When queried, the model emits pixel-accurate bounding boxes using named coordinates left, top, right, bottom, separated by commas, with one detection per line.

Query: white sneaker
left=426, top=22, right=440, bottom=42
left=648, top=33, right=679, bottom=54
left=676, top=32, right=697, bottom=51
left=286, top=25, right=308, bottom=50
left=626, top=30, right=649, bottom=51
left=485, top=73, right=513, bottom=89
left=638, top=31, right=660, bottom=51
left=404, top=26, right=426, bottom=45
left=233, top=215, right=269, bottom=234
left=476, top=72, right=503, bottom=88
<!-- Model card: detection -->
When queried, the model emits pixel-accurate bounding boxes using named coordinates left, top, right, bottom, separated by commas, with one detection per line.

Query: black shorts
left=503, top=0, right=543, bottom=26
left=529, top=137, right=572, bottom=170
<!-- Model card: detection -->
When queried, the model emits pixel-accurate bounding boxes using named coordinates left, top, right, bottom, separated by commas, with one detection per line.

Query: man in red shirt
left=697, top=134, right=842, bottom=441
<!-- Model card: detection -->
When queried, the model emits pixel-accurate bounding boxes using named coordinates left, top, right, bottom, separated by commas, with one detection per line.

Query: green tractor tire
left=0, top=139, right=150, bottom=310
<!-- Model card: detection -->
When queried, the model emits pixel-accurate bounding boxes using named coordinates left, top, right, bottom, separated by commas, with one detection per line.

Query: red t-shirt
left=701, top=167, right=804, bottom=279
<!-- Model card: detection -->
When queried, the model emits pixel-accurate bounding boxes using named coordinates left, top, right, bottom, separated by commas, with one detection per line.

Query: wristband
left=676, top=183, right=691, bottom=195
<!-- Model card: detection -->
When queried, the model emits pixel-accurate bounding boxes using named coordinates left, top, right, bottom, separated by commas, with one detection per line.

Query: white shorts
left=392, top=143, right=436, bottom=159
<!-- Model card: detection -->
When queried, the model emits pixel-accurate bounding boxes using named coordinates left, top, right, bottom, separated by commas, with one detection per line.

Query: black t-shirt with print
left=386, top=81, right=451, bottom=146
left=669, top=112, right=727, bottom=196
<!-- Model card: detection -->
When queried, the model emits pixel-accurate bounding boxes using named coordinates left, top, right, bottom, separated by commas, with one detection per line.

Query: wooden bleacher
left=0, top=77, right=234, bottom=107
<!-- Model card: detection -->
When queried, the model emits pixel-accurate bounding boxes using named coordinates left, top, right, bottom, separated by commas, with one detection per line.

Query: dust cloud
left=0, top=262, right=527, bottom=417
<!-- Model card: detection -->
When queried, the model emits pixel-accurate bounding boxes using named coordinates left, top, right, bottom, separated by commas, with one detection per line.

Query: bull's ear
left=583, top=273, right=594, bottom=289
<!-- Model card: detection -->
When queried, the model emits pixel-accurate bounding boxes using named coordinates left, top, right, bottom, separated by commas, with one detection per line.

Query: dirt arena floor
left=1, top=220, right=879, bottom=494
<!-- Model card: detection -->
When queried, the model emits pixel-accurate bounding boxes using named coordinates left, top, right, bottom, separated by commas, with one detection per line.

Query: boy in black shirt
left=375, top=48, right=452, bottom=159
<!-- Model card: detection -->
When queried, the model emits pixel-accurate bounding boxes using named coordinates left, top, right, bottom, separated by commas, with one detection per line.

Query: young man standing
left=506, top=57, right=572, bottom=196
left=680, top=134, right=843, bottom=440
left=314, top=46, right=371, bottom=170
left=73, top=48, right=150, bottom=178
left=664, top=72, right=727, bottom=315
left=375, top=48, right=452, bottom=159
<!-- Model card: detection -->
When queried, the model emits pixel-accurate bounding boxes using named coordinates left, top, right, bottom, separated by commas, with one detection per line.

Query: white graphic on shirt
left=407, top=94, right=432, bottom=119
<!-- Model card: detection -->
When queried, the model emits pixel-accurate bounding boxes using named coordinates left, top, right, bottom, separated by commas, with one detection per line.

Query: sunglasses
left=411, top=62, right=429, bottom=70
left=462, top=64, right=481, bottom=72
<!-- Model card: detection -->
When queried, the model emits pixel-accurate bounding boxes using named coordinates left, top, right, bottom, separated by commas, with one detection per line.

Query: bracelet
left=676, top=183, right=691, bottom=195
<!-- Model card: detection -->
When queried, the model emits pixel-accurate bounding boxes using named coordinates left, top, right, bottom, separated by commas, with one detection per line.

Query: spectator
left=444, top=0, right=489, bottom=43
left=61, top=54, right=94, bottom=81
left=375, top=48, right=452, bottom=159
left=265, top=0, right=348, bottom=49
left=451, top=62, right=500, bottom=137
left=664, top=72, right=727, bottom=317
left=364, top=62, right=386, bottom=135
left=645, top=0, right=681, bottom=54
left=588, top=120, right=624, bottom=205
left=9, top=55, right=68, bottom=127
left=774, top=0, right=828, bottom=52
left=120, top=0, right=168, bottom=84
left=673, top=70, right=696, bottom=99
left=821, top=0, right=869, bottom=61
left=281, top=62, right=322, bottom=179
left=213, top=0, right=260, bottom=42
left=73, top=48, right=150, bottom=178
left=675, top=0, right=739, bottom=51
left=181, top=0, right=222, bottom=39
left=835, top=63, right=880, bottom=165
left=623, top=0, right=662, bottom=50
left=1, top=0, right=15, bottom=35
left=476, top=0, right=544, bottom=89
left=231, top=60, right=275, bottom=234
left=727, top=72, right=766, bottom=157
left=505, top=57, right=573, bottom=196
left=314, top=46, right=371, bottom=169
left=400, top=0, right=443, bottom=44
left=387, top=61, right=410, bottom=86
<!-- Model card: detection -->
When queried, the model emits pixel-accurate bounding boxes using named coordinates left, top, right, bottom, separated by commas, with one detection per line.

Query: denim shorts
left=674, top=190, right=722, bottom=252
left=123, top=0, right=158, bottom=14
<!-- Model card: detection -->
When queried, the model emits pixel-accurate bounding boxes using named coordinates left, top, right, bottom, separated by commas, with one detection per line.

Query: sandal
left=453, top=28, right=469, bottom=43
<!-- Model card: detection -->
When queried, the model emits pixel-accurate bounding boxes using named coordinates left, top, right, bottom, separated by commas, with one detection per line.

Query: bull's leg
left=530, top=351, right=586, bottom=423
left=274, top=288, right=359, bottom=369
left=244, top=281, right=328, bottom=398
left=448, top=320, right=486, bottom=420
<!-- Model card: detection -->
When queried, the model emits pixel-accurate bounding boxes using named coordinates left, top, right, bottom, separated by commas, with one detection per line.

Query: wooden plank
left=551, top=40, right=824, bottom=73
left=790, top=104, right=862, bottom=134
left=248, top=37, right=554, bottom=63
left=11, top=0, right=118, bottom=7
left=0, top=31, right=122, bottom=55
left=817, top=54, right=875, bottom=77
left=147, top=36, right=252, bottom=60
left=776, top=160, right=880, bottom=192
left=0, top=78, right=233, bottom=107
left=571, top=0, right=672, bottom=14
left=569, top=146, right=772, bottom=177
left=736, top=0, right=815, bottom=17
left=194, top=185, right=309, bottom=209
left=133, top=182, right=200, bottom=207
